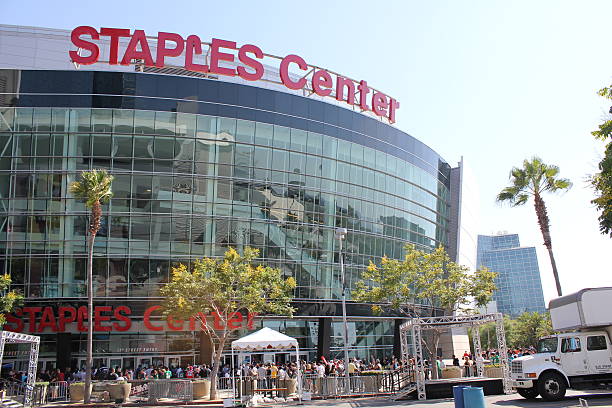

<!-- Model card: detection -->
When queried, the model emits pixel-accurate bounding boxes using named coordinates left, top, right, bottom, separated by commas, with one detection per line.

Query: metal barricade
left=148, top=379, right=193, bottom=402
left=218, top=377, right=232, bottom=391
left=46, top=381, right=68, bottom=402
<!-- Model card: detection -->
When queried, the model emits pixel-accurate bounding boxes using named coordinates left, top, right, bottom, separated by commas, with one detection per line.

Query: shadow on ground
left=492, top=393, right=612, bottom=407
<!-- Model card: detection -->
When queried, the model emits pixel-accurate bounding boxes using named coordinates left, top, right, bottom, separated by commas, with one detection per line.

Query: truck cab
left=512, top=287, right=612, bottom=401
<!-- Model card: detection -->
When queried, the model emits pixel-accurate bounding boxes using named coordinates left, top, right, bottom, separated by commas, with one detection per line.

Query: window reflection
left=1, top=107, right=450, bottom=301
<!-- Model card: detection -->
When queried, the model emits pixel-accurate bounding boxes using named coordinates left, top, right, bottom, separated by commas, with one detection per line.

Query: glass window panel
left=130, top=216, right=151, bottom=241
left=133, top=135, right=153, bottom=158
left=51, top=108, right=68, bottom=132
left=306, top=132, right=323, bottom=155
left=154, top=137, right=175, bottom=160
left=34, top=134, right=51, bottom=156
left=76, top=134, right=91, bottom=157
left=290, top=128, right=307, bottom=152
left=134, top=110, right=155, bottom=134
left=113, top=109, right=134, bottom=133
left=92, top=134, right=111, bottom=157
left=196, top=115, right=217, bottom=139
left=236, top=120, right=255, bottom=144
left=92, top=109, right=113, bottom=132
left=15, top=108, right=33, bottom=132
left=113, top=134, right=133, bottom=158
left=337, top=140, right=351, bottom=162
left=218, top=117, right=236, bottom=141
left=108, top=258, right=128, bottom=296
left=195, top=140, right=214, bottom=163
left=69, top=109, right=91, bottom=132
left=33, top=108, right=51, bottom=132
left=176, top=113, right=196, bottom=137
left=154, top=111, right=176, bottom=135
left=132, top=175, right=152, bottom=211
left=254, top=122, right=273, bottom=146
left=273, top=125, right=290, bottom=149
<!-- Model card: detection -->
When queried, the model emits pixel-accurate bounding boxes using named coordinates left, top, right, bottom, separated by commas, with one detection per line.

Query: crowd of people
left=3, top=347, right=537, bottom=386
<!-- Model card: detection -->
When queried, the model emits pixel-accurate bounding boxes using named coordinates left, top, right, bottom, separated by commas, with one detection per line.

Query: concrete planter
left=106, top=382, right=131, bottom=402
left=69, top=383, right=92, bottom=402
left=192, top=380, right=211, bottom=399
left=441, top=366, right=462, bottom=379
left=484, top=366, right=503, bottom=378
left=286, top=378, right=297, bottom=395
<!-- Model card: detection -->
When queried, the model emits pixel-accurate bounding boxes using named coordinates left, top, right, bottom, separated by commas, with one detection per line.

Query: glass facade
left=476, top=234, right=546, bottom=316
left=0, top=69, right=453, bottom=366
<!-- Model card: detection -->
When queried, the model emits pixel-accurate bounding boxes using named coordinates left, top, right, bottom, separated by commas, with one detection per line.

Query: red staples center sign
left=3, top=305, right=255, bottom=334
left=69, top=26, right=400, bottom=123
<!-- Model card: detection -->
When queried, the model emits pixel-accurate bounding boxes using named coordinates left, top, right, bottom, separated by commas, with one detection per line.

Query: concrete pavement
left=291, top=391, right=612, bottom=407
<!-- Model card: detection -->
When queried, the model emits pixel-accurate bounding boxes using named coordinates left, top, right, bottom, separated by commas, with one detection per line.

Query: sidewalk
left=292, top=391, right=612, bottom=408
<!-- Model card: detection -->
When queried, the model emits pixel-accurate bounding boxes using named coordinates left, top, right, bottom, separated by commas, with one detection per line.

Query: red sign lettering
left=68, top=26, right=400, bottom=123
left=3, top=306, right=256, bottom=334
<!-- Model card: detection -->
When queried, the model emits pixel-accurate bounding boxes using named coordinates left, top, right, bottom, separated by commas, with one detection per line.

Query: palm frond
left=69, top=169, right=114, bottom=209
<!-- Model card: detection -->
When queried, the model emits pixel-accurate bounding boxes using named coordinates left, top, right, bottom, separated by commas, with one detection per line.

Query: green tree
left=160, top=247, right=296, bottom=400
left=513, top=311, right=554, bottom=348
left=352, top=245, right=497, bottom=379
left=0, top=274, right=23, bottom=326
left=497, top=158, right=571, bottom=296
left=474, top=316, right=517, bottom=351
left=69, top=169, right=113, bottom=403
left=590, top=86, right=612, bottom=237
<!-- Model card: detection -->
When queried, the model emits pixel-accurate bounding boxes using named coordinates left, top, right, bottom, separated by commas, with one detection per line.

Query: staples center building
left=0, top=25, right=470, bottom=371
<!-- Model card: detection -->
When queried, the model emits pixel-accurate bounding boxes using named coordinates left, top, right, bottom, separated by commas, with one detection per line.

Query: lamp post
left=335, top=227, right=351, bottom=394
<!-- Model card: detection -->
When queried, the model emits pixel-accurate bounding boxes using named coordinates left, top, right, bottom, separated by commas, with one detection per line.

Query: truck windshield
left=537, top=338, right=558, bottom=353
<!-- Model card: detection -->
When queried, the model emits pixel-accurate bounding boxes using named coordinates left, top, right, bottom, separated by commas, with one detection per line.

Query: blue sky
left=3, top=0, right=611, bottom=302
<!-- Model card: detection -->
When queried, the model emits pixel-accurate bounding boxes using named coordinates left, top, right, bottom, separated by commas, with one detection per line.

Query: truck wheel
left=537, top=372, right=566, bottom=401
left=517, top=387, right=539, bottom=399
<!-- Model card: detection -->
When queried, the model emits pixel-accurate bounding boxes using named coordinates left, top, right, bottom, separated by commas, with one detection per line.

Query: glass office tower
left=0, top=25, right=457, bottom=370
left=476, top=233, right=546, bottom=317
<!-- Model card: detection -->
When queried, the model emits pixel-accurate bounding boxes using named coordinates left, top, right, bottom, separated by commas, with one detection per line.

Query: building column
left=393, top=319, right=403, bottom=359
left=316, top=317, right=331, bottom=360
left=56, top=333, right=72, bottom=371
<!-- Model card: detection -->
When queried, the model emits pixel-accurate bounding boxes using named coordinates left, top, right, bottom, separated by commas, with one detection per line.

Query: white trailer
left=511, top=287, right=612, bottom=401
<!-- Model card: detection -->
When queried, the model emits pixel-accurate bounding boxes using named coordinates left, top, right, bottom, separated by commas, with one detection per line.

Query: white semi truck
left=511, top=287, right=612, bottom=401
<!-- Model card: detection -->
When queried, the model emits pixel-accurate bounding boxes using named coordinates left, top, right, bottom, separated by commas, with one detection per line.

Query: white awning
left=231, top=327, right=298, bottom=351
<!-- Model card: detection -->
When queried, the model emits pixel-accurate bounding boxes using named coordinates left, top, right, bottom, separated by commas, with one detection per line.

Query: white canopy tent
left=231, top=327, right=303, bottom=404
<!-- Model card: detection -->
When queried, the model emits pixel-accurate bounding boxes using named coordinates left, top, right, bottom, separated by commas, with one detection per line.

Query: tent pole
left=296, top=343, right=302, bottom=405
left=231, top=346, right=236, bottom=406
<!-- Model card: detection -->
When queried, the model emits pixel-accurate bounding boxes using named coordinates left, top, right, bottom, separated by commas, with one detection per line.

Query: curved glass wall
left=0, top=106, right=450, bottom=301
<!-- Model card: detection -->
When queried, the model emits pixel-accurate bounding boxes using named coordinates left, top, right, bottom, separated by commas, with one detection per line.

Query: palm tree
left=69, top=169, right=113, bottom=403
left=496, top=157, right=571, bottom=297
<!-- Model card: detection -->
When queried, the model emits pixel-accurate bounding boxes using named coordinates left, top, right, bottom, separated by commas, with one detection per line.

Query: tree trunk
left=431, top=331, right=441, bottom=380
left=209, top=335, right=228, bottom=401
left=533, top=193, right=563, bottom=296
left=84, top=201, right=100, bottom=404
left=84, top=231, right=96, bottom=403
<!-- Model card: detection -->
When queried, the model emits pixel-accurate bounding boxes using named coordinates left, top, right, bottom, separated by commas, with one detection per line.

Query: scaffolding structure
left=399, top=313, right=511, bottom=400
left=0, top=331, right=40, bottom=407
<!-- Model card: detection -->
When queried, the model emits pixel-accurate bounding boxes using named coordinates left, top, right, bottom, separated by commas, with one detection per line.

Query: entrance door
left=123, top=357, right=135, bottom=370
left=137, top=358, right=152, bottom=369
left=109, top=358, right=122, bottom=370
left=560, top=336, right=588, bottom=375
left=167, top=357, right=180, bottom=369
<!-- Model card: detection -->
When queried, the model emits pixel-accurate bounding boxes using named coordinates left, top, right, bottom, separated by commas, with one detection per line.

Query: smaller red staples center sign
left=69, top=26, right=400, bottom=123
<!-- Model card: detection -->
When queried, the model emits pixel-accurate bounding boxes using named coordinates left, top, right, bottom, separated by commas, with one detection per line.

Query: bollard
left=452, top=386, right=469, bottom=408
left=463, top=386, right=485, bottom=408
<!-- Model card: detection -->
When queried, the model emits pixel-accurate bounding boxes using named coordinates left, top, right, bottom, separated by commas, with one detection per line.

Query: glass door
left=167, top=357, right=180, bottom=369
left=137, top=358, right=151, bottom=369
left=123, top=357, right=135, bottom=370
left=109, top=358, right=122, bottom=371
